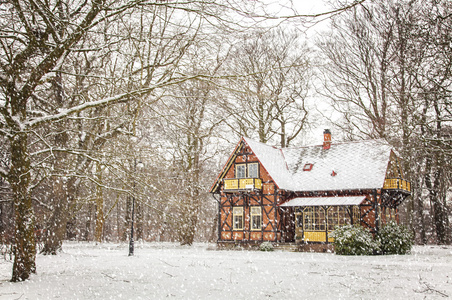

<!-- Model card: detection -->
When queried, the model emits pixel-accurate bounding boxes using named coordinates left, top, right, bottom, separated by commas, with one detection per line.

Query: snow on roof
left=244, top=137, right=392, bottom=192
left=279, top=196, right=366, bottom=207
left=243, top=137, right=293, bottom=189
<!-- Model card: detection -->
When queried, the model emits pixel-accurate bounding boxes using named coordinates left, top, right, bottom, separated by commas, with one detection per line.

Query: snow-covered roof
left=242, top=137, right=292, bottom=189
left=243, top=137, right=392, bottom=192
left=279, top=196, right=366, bottom=207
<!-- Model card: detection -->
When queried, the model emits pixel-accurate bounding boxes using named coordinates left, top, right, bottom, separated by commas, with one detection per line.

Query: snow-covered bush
left=331, top=225, right=380, bottom=255
left=377, top=221, right=413, bottom=255
left=259, top=241, right=274, bottom=252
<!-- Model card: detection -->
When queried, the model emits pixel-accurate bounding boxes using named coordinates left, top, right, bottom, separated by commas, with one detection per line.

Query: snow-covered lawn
left=0, top=242, right=451, bottom=299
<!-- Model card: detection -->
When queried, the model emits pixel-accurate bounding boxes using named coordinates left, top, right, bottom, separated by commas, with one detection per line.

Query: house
left=209, top=130, right=411, bottom=251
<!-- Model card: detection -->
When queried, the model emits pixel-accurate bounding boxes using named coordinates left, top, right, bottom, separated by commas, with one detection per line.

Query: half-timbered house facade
left=209, top=131, right=411, bottom=250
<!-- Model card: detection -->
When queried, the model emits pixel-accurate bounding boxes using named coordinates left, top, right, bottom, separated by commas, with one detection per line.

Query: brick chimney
left=323, top=129, right=331, bottom=150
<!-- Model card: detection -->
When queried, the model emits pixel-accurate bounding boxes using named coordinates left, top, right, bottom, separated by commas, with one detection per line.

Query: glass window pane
left=353, top=206, right=360, bottom=225
left=304, top=207, right=314, bottom=231
left=251, top=207, right=260, bottom=215
left=248, top=163, right=258, bottom=178
left=251, top=215, right=261, bottom=230
left=296, top=214, right=303, bottom=227
left=236, top=165, right=246, bottom=178
left=250, top=207, right=261, bottom=230
left=233, top=207, right=243, bottom=230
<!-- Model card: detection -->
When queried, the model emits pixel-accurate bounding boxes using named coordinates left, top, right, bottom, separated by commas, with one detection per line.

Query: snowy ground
left=0, top=242, right=451, bottom=299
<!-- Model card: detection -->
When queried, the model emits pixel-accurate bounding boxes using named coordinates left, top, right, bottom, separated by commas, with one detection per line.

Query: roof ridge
left=281, top=138, right=388, bottom=150
left=279, top=148, right=289, bottom=171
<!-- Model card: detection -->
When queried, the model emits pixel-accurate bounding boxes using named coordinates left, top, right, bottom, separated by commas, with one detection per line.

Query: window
left=296, top=213, right=303, bottom=227
left=233, top=207, right=244, bottom=230
left=385, top=207, right=390, bottom=222
left=236, top=164, right=246, bottom=178
left=390, top=208, right=396, bottom=221
left=248, top=163, right=259, bottom=178
left=303, top=163, right=314, bottom=171
left=353, top=206, right=360, bottom=225
left=304, top=206, right=360, bottom=232
left=303, top=207, right=314, bottom=231
left=235, top=163, right=259, bottom=178
left=327, top=207, right=348, bottom=231
left=250, top=207, right=262, bottom=230
left=303, top=207, right=326, bottom=231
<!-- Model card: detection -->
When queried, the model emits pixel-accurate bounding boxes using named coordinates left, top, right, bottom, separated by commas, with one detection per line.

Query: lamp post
left=129, top=159, right=144, bottom=256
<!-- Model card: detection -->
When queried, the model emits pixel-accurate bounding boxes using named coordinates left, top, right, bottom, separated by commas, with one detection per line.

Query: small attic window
left=303, top=163, right=314, bottom=171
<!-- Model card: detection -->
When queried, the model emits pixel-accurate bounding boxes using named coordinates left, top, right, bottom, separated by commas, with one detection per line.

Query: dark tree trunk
left=178, top=194, right=200, bottom=246
left=425, top=156, right=449, bottom=244
left=10, top=132, right=36, bottom=282
left=41, top=63, right=71, bottom=254
left=40, top=195, right=67, bottom=255
left=414, top=182, right=427, bottom=244
left=94, top=163, right=104, bottom=243
left=124, top=196, right=132, bottom=242
left=40, top=174, right=77, bottom=254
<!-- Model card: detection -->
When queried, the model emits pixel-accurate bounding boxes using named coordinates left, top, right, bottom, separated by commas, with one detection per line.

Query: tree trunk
left=413, top=178, right=427, bottom=244
left=431, top=167, right=448, bottom=244
left=41, top=176, right=78, bottom=254
left=179, top=195, right=199, bottom=245
left=178, top=146, right=201, bottom=245
left=425, top=155, right=448, bottom=244
left=124, top=196, right=131, bottom=241
left=136, top=201, right=144, bottom=241
left=40, top=194, right=66, bottom=255
left=10, top=132, right=36, bottom=282
left=41, top=67, right=71, bottom=254
left=280, top=121, right=286, bottom=148
left=95, top=162, right=104, bottom=243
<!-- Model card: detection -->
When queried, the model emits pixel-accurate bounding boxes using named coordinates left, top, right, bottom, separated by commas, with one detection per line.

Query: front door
left=280, top=207, right=295, bottom=242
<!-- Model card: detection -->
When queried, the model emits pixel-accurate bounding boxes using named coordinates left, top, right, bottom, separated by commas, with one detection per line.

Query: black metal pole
left=129, top=158, right=136, bottom=256
left=129, top=195, right=135, bottom=256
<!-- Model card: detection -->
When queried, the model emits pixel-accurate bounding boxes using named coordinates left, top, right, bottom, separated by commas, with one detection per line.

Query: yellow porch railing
left=303, top=231, right=334, bottom=243
left=223, top=178, right=262, bottom=191
left=383, top=178, right=411, bottom=192
left=303, top=231, right=326, bottom=242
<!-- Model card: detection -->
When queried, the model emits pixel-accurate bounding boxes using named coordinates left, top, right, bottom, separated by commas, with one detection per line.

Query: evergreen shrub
left=259, top=241, right=274, bottom=252
left=331, top=225, right=380, bottom=255
left=377, top=221, right=414, bottom=255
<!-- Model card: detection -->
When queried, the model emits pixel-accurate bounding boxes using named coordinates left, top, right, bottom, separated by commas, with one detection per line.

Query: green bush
left=331, top=225, right=380, bottom=255
left=377, top=221, right=414, bottom=255
left=259, top=241, right=274, bottom=252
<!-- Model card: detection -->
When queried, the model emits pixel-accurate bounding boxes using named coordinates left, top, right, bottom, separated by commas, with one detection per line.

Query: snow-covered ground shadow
left=0, top=242, right=451, bottom=299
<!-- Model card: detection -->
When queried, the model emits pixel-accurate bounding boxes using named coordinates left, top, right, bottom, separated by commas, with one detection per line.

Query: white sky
left=272, top=0, right=337, bottom=145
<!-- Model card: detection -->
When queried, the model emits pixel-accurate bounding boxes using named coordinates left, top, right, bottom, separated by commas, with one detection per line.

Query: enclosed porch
left=280, top=196, right=367, bottom=243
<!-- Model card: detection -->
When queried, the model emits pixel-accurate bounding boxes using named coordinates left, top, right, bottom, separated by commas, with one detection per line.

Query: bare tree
left=317, top=0, right=451, bottom=244
left=0, top=0, right=384, bottom=281
left=0, top=0, right=273, bottom=282
left=414, top=0, right=452, bottom=244
left=149, top=43, right=227, bottom=245
left=225, top=28, right=312, bottom=146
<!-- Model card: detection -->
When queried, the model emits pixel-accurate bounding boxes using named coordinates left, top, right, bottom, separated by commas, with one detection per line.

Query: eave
left=208, top=138, right=244, bottom=194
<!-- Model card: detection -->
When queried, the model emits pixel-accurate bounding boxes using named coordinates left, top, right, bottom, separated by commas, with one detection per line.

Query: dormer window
left=303, top=163, right=314, bottom=171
